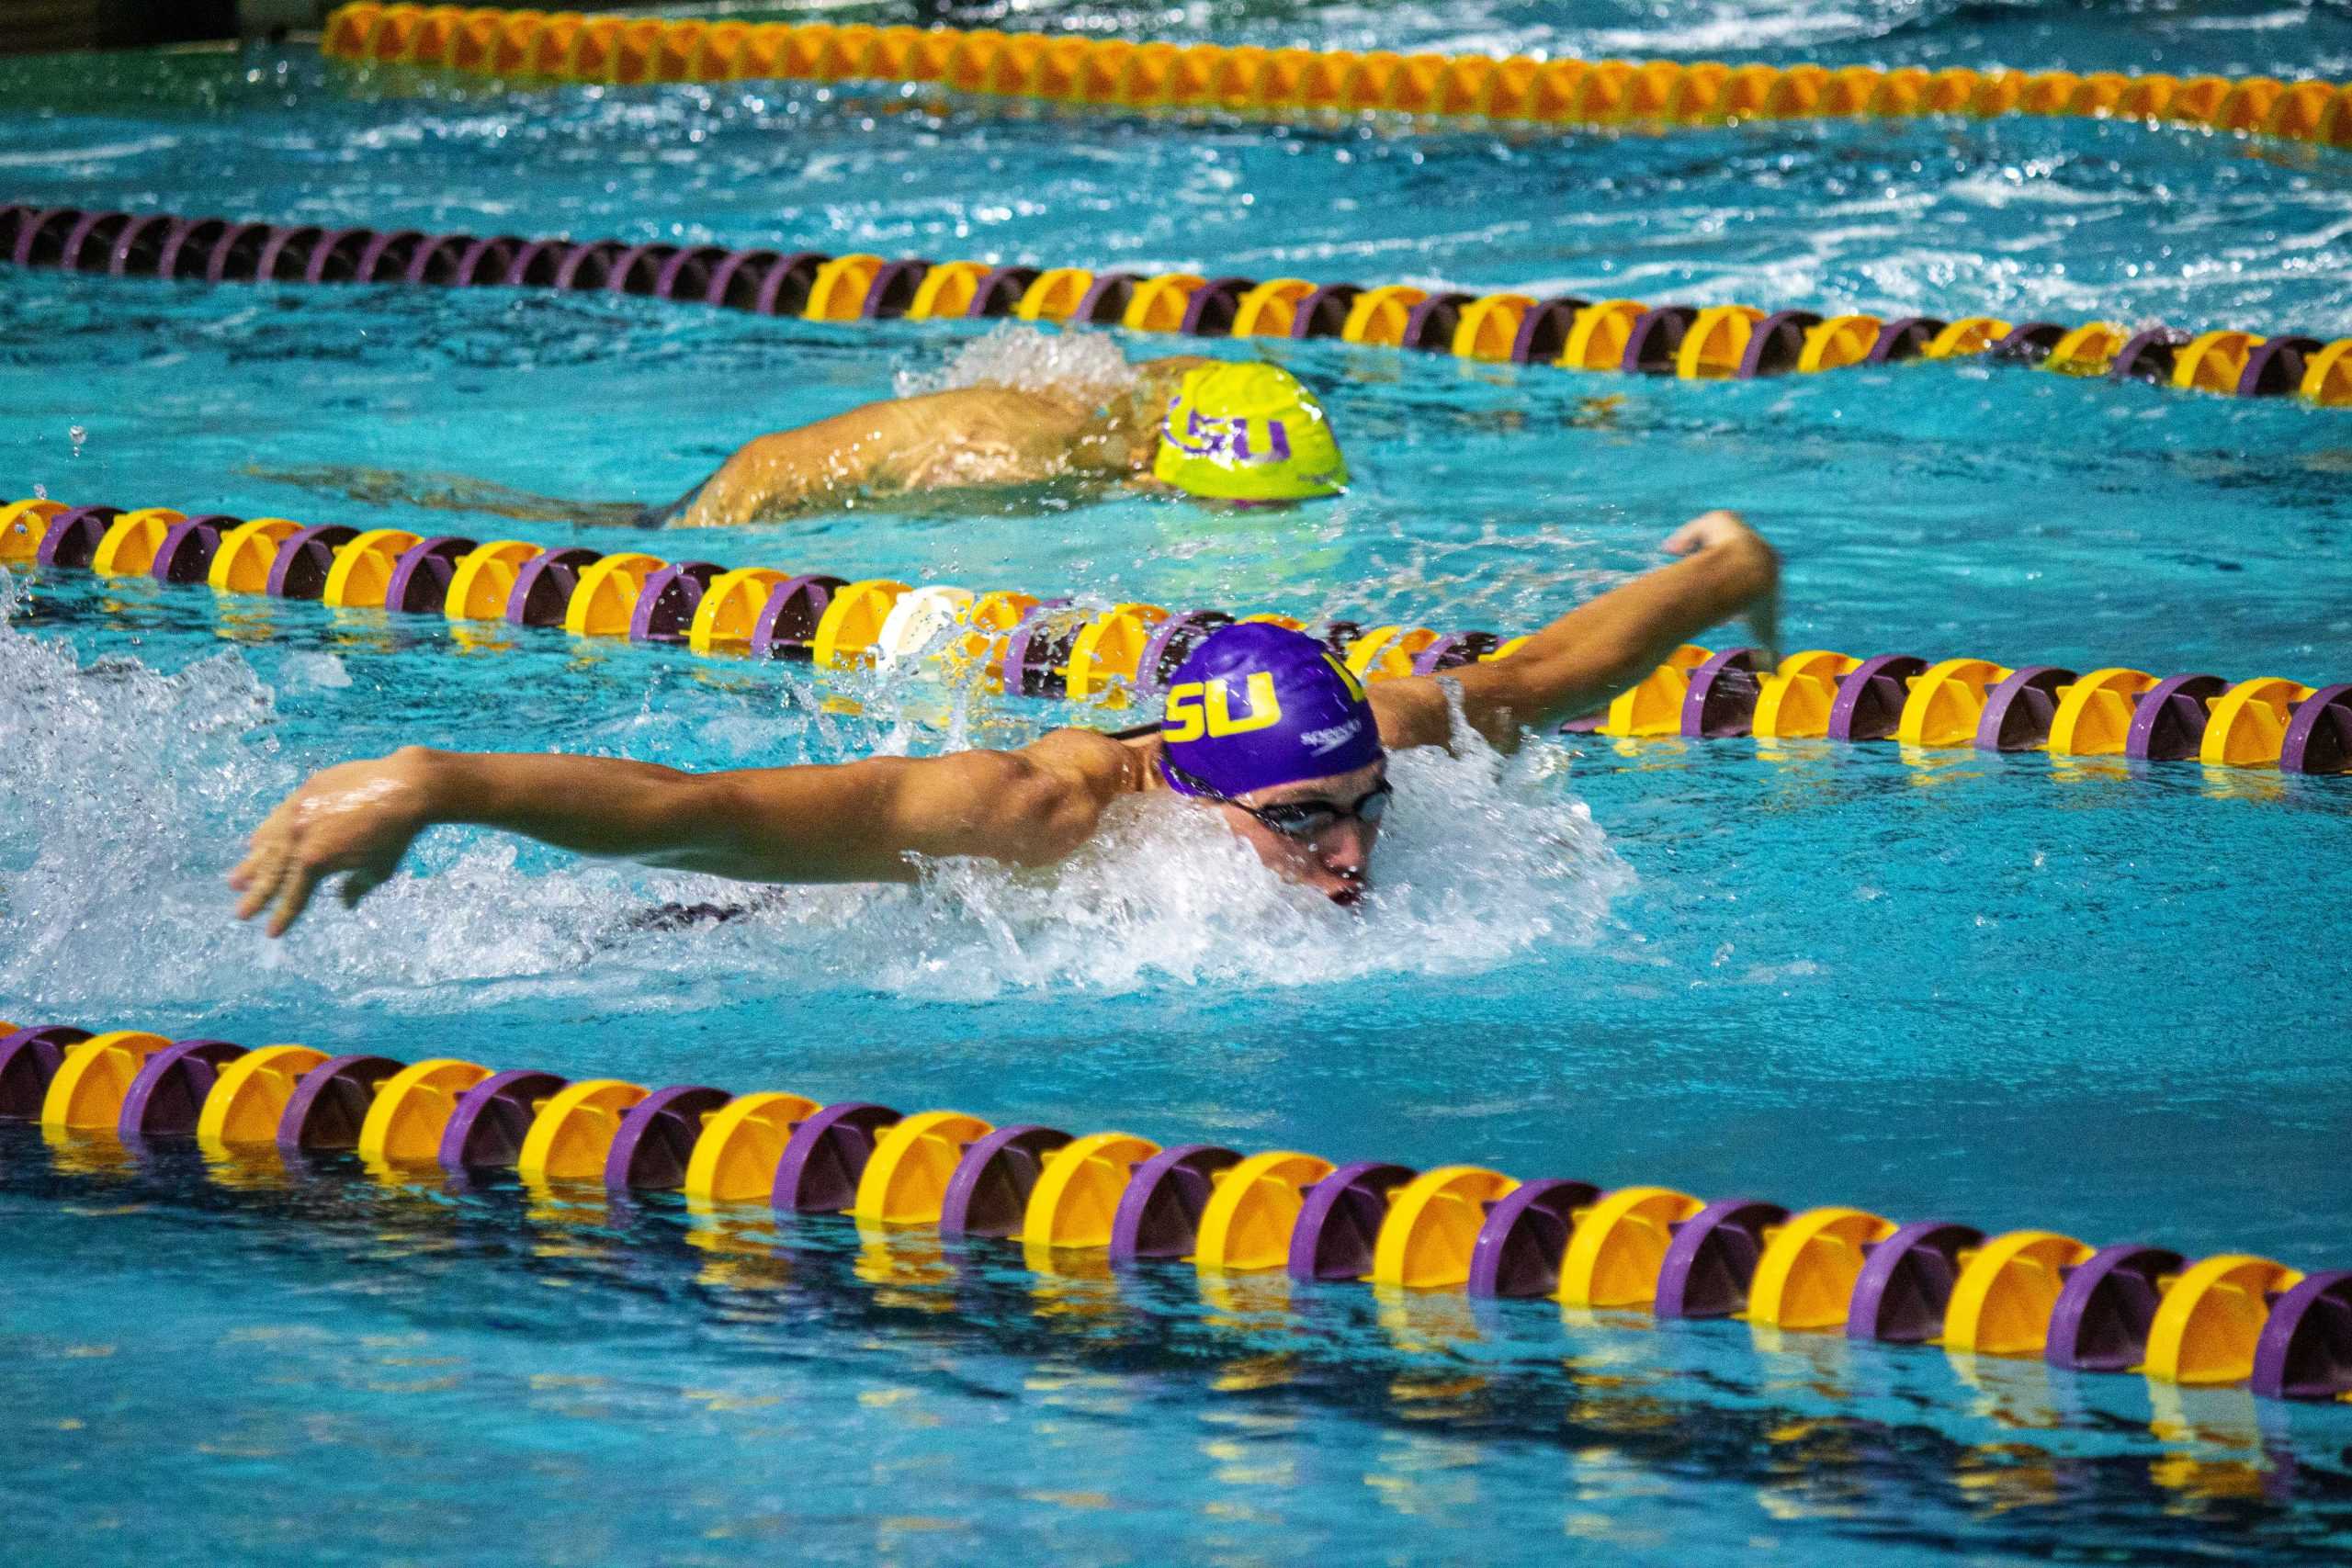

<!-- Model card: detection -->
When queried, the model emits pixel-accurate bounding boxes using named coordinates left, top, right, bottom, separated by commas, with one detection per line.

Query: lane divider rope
left=315, top=5, right=2352, bottom=154
left=6, top=204, right=2347, bottom=408
left=6, top=497, right=2347, bottom=776
left=5, top=1017, right=2347, bottom=1404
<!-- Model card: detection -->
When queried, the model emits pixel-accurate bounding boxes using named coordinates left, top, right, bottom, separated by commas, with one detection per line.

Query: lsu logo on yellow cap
left=1152, top=363, right=1348, bottom=504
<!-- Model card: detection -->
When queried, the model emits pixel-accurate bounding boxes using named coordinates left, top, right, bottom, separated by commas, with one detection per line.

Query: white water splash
left=0, top=570, right=289, bottom=1011
left=299, top=726, right=1627, bottom=1005
left=0, top=592, right=1628, bottom=1010
left=894, top=323, right=1142, bottom=404
left=868, top=739, right=1630, bottom=998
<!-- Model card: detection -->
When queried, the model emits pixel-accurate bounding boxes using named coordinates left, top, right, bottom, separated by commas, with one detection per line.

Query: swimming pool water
left=3, top=5, right=2351, bottom=1562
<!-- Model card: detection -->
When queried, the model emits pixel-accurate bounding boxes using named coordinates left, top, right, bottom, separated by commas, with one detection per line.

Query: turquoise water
left=4, top=5, right=2352, bottom=1562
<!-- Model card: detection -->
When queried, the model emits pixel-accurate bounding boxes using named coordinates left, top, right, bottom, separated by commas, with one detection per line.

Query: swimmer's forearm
left=1457, top=514, right=1780, bottom=739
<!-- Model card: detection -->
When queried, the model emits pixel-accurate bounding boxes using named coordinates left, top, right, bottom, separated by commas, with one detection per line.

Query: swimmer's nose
left=1318, top=819, right=1376, bottom=880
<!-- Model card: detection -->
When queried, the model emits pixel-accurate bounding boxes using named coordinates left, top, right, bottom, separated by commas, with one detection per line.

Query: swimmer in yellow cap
left=255, top=354, right=1348, bottom=527
left=663, top=356, right=1345, bottom=525
left=229, top=511, right=1778, bottom=931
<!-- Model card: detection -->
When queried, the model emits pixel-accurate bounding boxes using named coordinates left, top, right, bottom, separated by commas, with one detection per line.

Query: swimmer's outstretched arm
left=1371, top=509, right=1781, bottom=752
left=230, top=731, right=1133, bottom=937
left=678, top=389, right=1079, bottom=527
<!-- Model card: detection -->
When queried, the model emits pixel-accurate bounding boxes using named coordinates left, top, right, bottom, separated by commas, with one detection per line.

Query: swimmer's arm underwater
left=1369, top=510, right=1781, bottom=752
left=228, top=733, right=1132, bottom=938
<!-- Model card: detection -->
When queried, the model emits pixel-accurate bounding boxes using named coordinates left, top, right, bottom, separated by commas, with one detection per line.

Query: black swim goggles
left=1163, top=759, right=1393, bottom=840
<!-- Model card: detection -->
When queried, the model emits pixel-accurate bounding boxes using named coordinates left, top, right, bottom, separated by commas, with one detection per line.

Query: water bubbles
left=0, top=602, right=286, bottom=1011
left=894, top=324, right=1142, bottom=404
left=66, top=424, right=85, bottom=457
left=281, top=652, right=352, bottom=690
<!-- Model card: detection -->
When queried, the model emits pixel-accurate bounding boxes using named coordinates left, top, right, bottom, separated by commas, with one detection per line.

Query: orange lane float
left=319, top=6, right=2352, bottom=157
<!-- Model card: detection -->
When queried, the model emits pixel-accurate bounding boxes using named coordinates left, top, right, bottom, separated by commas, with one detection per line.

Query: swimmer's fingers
left=252, top=822, right=399, bottom=935
left=230, top=822, right=319, bottom=937
left=230, top=754, right=438, bottom=934
left=230, top=809, right=297, bottom=920
left=266, top=862, right=325, bottom=940
left=239, top=829, right=379, bottom=935
left=232, top=852, right=280, bottom=922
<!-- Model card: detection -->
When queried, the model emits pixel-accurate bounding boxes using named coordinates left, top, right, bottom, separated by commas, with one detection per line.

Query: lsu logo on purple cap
left=1163, top=667, right=1281, bottom=742
left=1159, top=625, right=1384, bottom=799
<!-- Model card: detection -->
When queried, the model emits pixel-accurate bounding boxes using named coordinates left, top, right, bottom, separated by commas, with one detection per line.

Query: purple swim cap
left=1159, top=623, right=1385, bottom=799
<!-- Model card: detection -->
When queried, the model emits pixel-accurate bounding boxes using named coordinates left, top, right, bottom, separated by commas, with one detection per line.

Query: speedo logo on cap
left=1299, top=718, right=1363, bottom=756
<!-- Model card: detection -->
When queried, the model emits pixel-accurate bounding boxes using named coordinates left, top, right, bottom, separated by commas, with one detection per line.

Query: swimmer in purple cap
left=1148, top=622, right=1391, bottom=904
left=232, top=511, right=1777, bottom=930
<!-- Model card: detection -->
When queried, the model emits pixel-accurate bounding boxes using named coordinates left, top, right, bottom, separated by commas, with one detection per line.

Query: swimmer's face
left=1216, top=760, right=1387, bottom=908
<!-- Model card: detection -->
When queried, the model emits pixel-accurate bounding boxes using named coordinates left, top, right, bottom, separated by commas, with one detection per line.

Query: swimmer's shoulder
left=1018, top=725, right=1161, bottom=800
left=1369, top=674, right=1458, bottom=753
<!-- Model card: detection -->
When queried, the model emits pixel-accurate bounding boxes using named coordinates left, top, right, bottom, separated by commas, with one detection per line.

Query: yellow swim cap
left=1151, top=363, right=1348, bottom=503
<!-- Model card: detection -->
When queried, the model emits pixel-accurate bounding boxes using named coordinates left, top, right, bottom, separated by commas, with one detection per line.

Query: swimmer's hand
left=1661, top=507, right=1760, bottom=558
left=231, top=751, right=433, bottom=937
left=1371, top=507, right=1781, bottom=752
left=1665, top=509, right=1780, bottom=665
